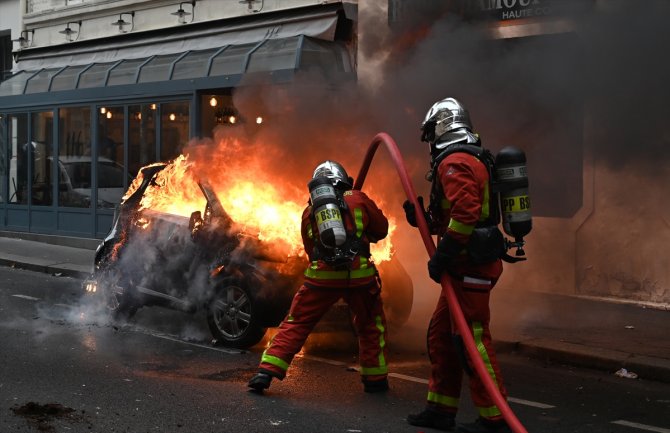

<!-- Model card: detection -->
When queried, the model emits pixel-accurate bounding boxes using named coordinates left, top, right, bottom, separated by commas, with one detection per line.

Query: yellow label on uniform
left=501, top=195, right=530, bottom=213
left=316, top=207, right=342, bottom=224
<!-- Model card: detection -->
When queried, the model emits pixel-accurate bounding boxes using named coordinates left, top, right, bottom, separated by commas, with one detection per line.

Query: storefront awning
left=0, top=35, right=353, bottom=98
left=14, top=6, right=342, bottom=71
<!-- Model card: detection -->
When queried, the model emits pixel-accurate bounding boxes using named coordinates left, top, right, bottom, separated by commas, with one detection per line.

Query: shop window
left=128, top=103, right=157, bottom=178
left=7, top=114, right=29, bottom=204
left=160, top=101, right=189, bottom=161
left=172, top=49, right=219, bottom=80
left=210, top=43, right=258, bottom=76
left=97, top=106, right=127, bottom=208
left=58, top=107, right=91, bottom=208
left=138, top=54, right=182, bottom=83
left=31, top=111, right=54, bottom=206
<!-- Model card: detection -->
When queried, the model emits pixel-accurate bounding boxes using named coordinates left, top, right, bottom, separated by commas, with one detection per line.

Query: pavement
left=1, top=230, right=669, bottom=384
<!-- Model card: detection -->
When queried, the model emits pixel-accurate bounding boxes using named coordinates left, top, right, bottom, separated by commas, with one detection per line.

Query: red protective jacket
left=433, top=151, right=502, bottom=279
left=301, top=189, right=389, bottom=288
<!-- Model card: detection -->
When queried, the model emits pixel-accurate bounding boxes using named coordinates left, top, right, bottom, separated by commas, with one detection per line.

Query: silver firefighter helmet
left=312, top=160, right=353, bottom=189
left=421, top=97, right=473, bottom=143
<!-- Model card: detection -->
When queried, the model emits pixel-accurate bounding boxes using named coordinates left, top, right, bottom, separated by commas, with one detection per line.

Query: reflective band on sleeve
left=463, top=276, right=491, bottom=285
left=448, top=218, right=475, bottom=235
left=427, top=392, right=460, bottom=409
left=260, top=353, right=290, bottom=372
left=307, top=225, right=313, bottom=238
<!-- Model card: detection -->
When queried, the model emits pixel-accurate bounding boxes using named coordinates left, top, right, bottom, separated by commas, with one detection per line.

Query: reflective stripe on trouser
left=426, top=274, right=507, bottom=419
left=259, top=283, right=387, bottom=380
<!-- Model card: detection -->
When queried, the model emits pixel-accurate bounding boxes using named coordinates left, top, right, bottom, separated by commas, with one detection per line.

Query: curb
left=496, top=338, right=670, bottom=384
left=0, top=257, right=91, bottom=280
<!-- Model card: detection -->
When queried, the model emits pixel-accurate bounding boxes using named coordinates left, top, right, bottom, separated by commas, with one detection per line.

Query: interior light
left=209, top=97, right=218, bottom=107
left=100, top=107, right=107, bottom=114
left=169, top=113, right=176, bottom=121
left=136, top=112, right=142, bottom=121
left=106, top=111, right=113, bottom=119
left=256, top=116, right=263, bottom=125
left=150, top=104, right=157, bottom=110
left=228, top=115, right=237, bottom=124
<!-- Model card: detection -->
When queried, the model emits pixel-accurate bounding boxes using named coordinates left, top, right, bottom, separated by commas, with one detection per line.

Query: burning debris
left=11, top=402, right=88, bottom=432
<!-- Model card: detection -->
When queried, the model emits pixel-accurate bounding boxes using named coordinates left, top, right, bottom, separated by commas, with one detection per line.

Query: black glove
left=403, top=196, right=428, bottom=228
left=427, top=235, right=465, bottom=283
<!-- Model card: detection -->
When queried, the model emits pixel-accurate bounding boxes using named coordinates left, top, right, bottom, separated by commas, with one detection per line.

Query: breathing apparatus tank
left=308, top=176, right=347, bottom=248
left=495, top=146, right=532, bottom=256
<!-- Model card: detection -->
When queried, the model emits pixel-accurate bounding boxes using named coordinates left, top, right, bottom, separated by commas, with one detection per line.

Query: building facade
left=0, top=0, right=357, bottom=238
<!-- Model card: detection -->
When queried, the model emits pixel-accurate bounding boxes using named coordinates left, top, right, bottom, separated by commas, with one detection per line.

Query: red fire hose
left=353, top=132, right=528, bottom=433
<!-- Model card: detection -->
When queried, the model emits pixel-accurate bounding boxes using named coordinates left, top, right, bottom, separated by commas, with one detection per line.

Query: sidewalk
left=1, top=232, right=669, bottom=383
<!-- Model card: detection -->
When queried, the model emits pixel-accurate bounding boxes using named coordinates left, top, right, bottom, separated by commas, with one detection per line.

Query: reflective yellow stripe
left=472, top=321, right=502, bottom=418
left=354, top=208, right=364, bottom=237
left=307, top=225, right=313, bottom=239
left=304, top=266, right=376, bottom=279
left=260, top=353, right=290, bottom=371
left=376, top=315, right=386, bottom=370
left=427, top=391, right=459, bottom=408
left=448, top=218, right=474, bottom=235
left=360, top=366, right=388, bottom=375
left=478, top=405, right=502, bottom=418
left=480, top=183, right=490, bottom=221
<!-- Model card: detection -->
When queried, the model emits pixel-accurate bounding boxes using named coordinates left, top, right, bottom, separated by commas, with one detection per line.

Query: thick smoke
left=223, top=0, right=670, bottom=336
left=72, top=1, right=670, bottom=349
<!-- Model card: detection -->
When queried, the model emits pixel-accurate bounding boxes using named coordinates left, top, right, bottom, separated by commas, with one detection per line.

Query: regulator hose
left=353, top=132, right=528, bottom=433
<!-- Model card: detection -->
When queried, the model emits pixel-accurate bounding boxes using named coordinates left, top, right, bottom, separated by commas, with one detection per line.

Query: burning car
left=83, top=155, right=413, bottom=349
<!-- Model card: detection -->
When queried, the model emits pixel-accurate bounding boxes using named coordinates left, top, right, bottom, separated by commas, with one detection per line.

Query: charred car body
left=83, top=163, right=413, bottom=349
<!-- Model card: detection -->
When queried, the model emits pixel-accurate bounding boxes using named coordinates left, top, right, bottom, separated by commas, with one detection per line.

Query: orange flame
left=126, top=138, right=395, bottom=262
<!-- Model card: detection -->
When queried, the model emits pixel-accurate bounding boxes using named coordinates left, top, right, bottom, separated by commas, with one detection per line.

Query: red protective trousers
left=426, top=266, right=507, bottom=420
left=258, top=281, right=387, bottom=381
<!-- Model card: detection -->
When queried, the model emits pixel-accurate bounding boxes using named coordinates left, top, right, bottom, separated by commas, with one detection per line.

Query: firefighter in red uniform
left=405, top=98, right=511, bottom=433
left=248, top=160, right=390, bottom=394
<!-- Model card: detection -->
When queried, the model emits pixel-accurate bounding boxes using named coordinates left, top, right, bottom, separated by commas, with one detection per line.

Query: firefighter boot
left=362, top=377, right=389, bottom=393
left=247, top=373, right=273, bottom=393
left=407, top=407, right=455, bottom=431
left=456, top=417, right=511, bottom=433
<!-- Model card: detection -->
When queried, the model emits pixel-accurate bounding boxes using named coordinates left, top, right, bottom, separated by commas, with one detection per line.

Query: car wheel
left=207, top=280, right=267, bottom=349
left=100, top=268, right=139, bottom=322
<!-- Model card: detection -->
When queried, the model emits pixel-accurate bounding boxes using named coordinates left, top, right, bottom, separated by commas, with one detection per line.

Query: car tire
left=207, top=279, right=267, bottom=349
left=99, top=267, right=139, bottom=322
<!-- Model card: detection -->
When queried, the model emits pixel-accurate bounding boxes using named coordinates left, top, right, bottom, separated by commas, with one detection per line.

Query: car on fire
left=83, top=162, right=413, bottom=349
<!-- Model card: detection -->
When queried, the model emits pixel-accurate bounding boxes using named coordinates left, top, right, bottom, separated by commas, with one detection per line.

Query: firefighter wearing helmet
left=248, top=160, right=390, bottom=394
left=405, top=98, right=512, bottom=433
